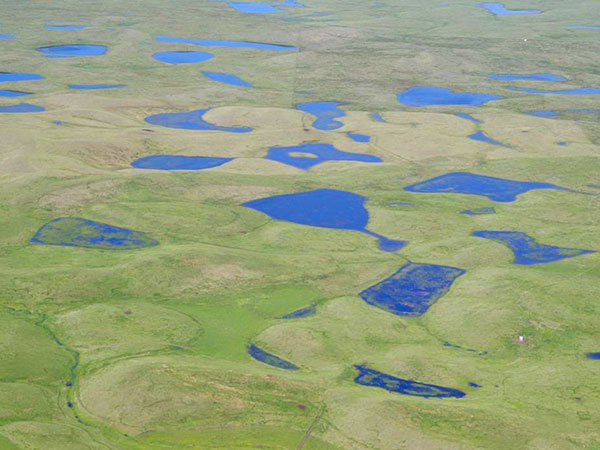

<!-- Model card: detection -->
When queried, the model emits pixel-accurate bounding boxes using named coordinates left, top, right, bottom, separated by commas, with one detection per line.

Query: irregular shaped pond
left=145, top=108, right=252, bottom=133
left=156, top=35, right=298, bottom=51
left=0, top=34, right=15, bottom=40
left=0, top=72, right=43, bottom=82
left=296, top=101, right=346, bottom=130
left=398, top=87, right=502, bottom=106
left=37, top=44, right=107, bottom=56
left=248, top=344, right=298, bottom=370
left=31, top=217, right=159, bottom=249
left=69, top=84, right=126, bottom=90
left=153, top=51, right=213, bottom=64
left=508, top=86, right=600, bottom=95
left=266, top=142, right=381, bottom=170
left=460, top=206, right=496, bottom=216
left=228, top=2, right=283, bottom=13
left=347, top=132, right=371, bottom=143
left=404, top=172, right=569, bottom=202
left=370, top=112, right=386, bottom=123
left=131, top=155, right=233, bottom=170
left=587, top=352, right=600, bottom=360
left=468, top=382, right=482, bottom=388
left=0, top=90, right=31, bottom=97
left=471, top=231, right=594, bottom=265
left=527, top=110, right=558, bottom=117
left=243, top=188, right=406, bottom=252
left=488, top=73, right=566, bottom=82
left=279, top=305, right=316, bottom=319
left=45, top=25, right=87, bottom=31
left=201, top=71, right=252, bottom=87
left=469, top=130, right=509, bottom=147
left=0, top=103, right=45, bottom=113
left=354, top=365, right=465, bottom=398
left=477, top=2, right=542, bottom=15
left=359, top=262, right=465, bottom=317
left=527, top=109, right=600, bottom=117
left=454, top=112, right=480, bottom=123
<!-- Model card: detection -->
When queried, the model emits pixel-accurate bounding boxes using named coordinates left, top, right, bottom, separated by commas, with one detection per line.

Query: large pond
left=0, top=90, right=32, bottom=97
left=0, top=73, right=43, bottom=82
left=131, top=155, right=234, bottom=170
left=0, top=103, right=45, bottom=113
left=265, top=142, right=381, bottom=170
left=156, top=36, right=298, bottom=51
left=296, top=101, right=346, bottom=130
left=398, top=87, right=502, bottom=106
left=37, top=44, right=107, bottom=56
left=152, top=51, right=213, bottom=64
left=145, top=108, right=252, bottom=133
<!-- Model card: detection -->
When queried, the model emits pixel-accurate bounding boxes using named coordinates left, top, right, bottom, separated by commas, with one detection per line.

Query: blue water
left=469, top=131, right=509, bottom=147
left=0, top=34, right=15, bottom=39
left=477, top=2, right=543, bottom=15
left=279, top=305, right=316, bottom=319
left=461, top=206, right=496, bottom=216
left=37, top=44, right=107, bottom=56
left=278, top=0, right=304, bottom=6
left=568, top=25, right=600, bottom=30
left=265, top=143, right=382, bottom=170
left=404, top=172, right=568, bottom=202
left=67, top=401, right=73, bottom=408
left=0, top=103, right=45, bottom=113
left=54, top=120, right=62, bottom=125
left=153, top=51, right=213, bottom=64
left=587, top=352, right=600, bottom=360
left=243, top=189, right=406, bottom=252
left=359, top=262, right=466, bottom=317
left=296, top=101, right=346, bottom=130
left=370, top=112, right=386, bottom=123
left=398, top=87, right=502, bottom=106
left=145, top=108, right=252, bottom=133
left=527, top=110, right=558, bottom=117
left=65, top=381, right=73, bottom=387
left=248, top=344, right=298, bottom=370
left=354, top=366, right=465, bottom=398
left=471, top=231, right=594, bottom=265
left=0, top=72, right=43, bottom=82
left=454, top=113, right=481, bottom=123
left=347, top=132, right=371, bottom=143
left=558, top=141, right=567, bottom=146
left=527, top=109, right=600, bottom=117
left=131, top=155, right=233, bottom=170
left=508, top=86, right=600, bottom=95
left=31, top=217, right=159, bottom=249
left=229, top=2, right=282, bottom=13
left=389, top=201, right=414, bottom=207
left=69, top=84, right=126, bottom=90
left=201, top=71, right=252, bottom=87
left=45, top=25, right=87, bottom=31
left=156, top=36, right=298, bottom=51
left=0, top=89, right=31, bottom=97
left=488, top=73, right=566, bottom=82
left=468, top=382, right=482, bottom=388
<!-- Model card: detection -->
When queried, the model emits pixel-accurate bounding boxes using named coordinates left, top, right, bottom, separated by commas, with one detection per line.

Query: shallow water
left=469, top=130, right=509, bottom=147
left=370, top=112, right=386, bottom=123
left=201, top=71, right=252, bottom=87
left=347, top=132, right=371, bottom=143
left=0, top=34, right=15, bottom=39
left=0, top=89, right=31, bottom=97
left=156, top=35, right=298, bottom=51
left=359, top=262, right=466, bottom=317
left=587, top=352, right=600, bottom=360
left=228, top=2, right=283, bottom=13
left=45, top=25, right=87, bottom=31
left=279, top=305, right=316, bottom=319
left=0, top=72, right=43, bottom=82
left=468, top=382, right=482, bottom=388
left=527, top=108, right=600, bottom=117
left=568, top=25, right=600, bottom=30
left=398, top=86, right=502, bottom=106
left=460, top=206, right=496, bottom=216
left=508, top=86, right=600, bottom=95
left=37, top=44, right=107, bottom=56
left=471, top=230, right=594, bottom=265
left=0, top=103, right=45, bottom=113
left=454, top=112, right=480, bottom=123
left=69, top=84, right=126, bottom=90
left=131, top=155, right=233, bottom=170
left=477, top=2, right=542, bottom=15
left=354, top=365, right=465, bottom=398
left=145, top=108, right=252, bottom=133
left=31, top=217, right=159, bottom=249
left=296, top=101, right=346, bottom=130
left=153, top=51, right=213, bottom=64
left=265, top=142, right=381, bottom=170
left=488, top=73, right=566, bottom=82
left=248, top=344, right=298, bottom=370
left=243, top=188, right=406, bottom=252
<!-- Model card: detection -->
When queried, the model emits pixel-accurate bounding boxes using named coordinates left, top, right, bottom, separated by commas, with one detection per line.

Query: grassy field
left=1, top=0, right=599, bottom=448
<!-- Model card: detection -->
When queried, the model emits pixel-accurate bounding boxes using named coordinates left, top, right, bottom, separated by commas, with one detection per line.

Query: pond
left=398, top=86, right=502, bottom=106
left=0, top=103, right=45, bottom=113
left=145, top=108, right=252, bottom=133
left=454, top=112, right=480, bottom=123
left=469, top=130, right=509, bottom=147
left=265, top=142, right=381, bottom=170
left=478, top=2, right=542, bottom=15
left=296, top=101, right=346, bottom=130
left=156, top=36, right=298, bottom=51
left=347, top=132, right=371, bottom=143
left=0, top=90, right=31, bottom=97
left=460, top=206, right=496, bottom=216
left=131, top=155, right=233, bottom=170
left=45, top=25, right=87, bottom=31
left=248, top=344, right=298, bottom=370
left=508, top=86, right=600, bottom=95
left=201, top=71, right=252, bottom=87
left=279, top=305, right=316, bottom=319
left=0, top=72, right=43, bottom=82
left=153, top=51, right=213, bottom=64
left=488, top=73, right=566, bottom=82
left=228, top=2, right=283, bottom=13
left=69, top=84, right=126, bottom=90
left=37, top=44, right=107, bottom=56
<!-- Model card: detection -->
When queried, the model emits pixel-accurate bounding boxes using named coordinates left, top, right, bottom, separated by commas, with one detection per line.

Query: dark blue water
left=69, top=84, right=126, bottom=90
left=145, top=108, right=252, bottom=133
left=354, top=365, right=465, bottom=398
left=398, top=87, right=502, bottom=106
left=153, top=51, right=213, bottom=64
left=469, top=131, right=509, bottom=147
left=0, top=72, right=43, bottom=82
left=296, top=101, right=346, bottom=130
left=248, top=344, right=298, bottom=370
left=558, top=141, right=567, bottom=146
left=156, top=36, right=298, bottom=51
left=508, top=86, right=600, bottom=95
left=468, top=382, right=481, bottom=388
left=131, top=155, right=233, bottom=170
left=265, top=143, right=381, bottom=170
left=471, top=231, right=594, bottom=265
left=45, top=25, right=87, bottom=31
left=201, top=71, right=252, bottom=87
left=404, top=172, right=567, bottom=202
left=0, top=34, right=15, bottom=39
left=370, top=112, right=386, bottom=123
left=65, top=381, right=73, bottom=387
left=0, top=89, right=31, bottom=97
left=347, top=132, right=371, bottom=143
left=460, top=206, right=496, bottom=216
left=31, top=217, right=159, bottom=249
left=454, top=112, right=480, bottom=123
left=0, top=103, right=45, bottom=113
left=37, top=44, right=107, bottom=56
left=279, top=305, right=316, bottom=319
left=243, top=189, right=406, bottom=252
left=488, top=73, right=566, bottom=82
left=229, top=2, right=283, bottom=13
left=359, top=262, right=466, bottom=317
left=67, top=401, right=73, bottom=408
left=568, top=25, right=600, bottom=30
left=477, top=2, right=543, bottom=14
left=587, top=352, right=600, bottom=360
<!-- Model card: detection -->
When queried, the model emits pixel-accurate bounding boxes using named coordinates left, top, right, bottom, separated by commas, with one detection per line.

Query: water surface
left=587, top=352, right=600, bottom=360
left=248, top=344, right=298, bottom=370
left=0, top=103, right=45, bottom=113
left=398, top=87, right=502, bottom=106
left=0, top=34, right=15, bottom=39
left=145, top=108, right=252, bottom=133
left=69, top=84, right=126, bottom=90
left=460, top=206, right=496, bottom=216
left=296, top=101, right=346, bottom=130
left=201, top=71, right=252, bottom=86
left=347, top=132, right=371, bottom=143
left=469, top=131, right=509, bottom=147
left=454, top=112, right=480, bottom=123
left=45, top=25, right=87, bottom=31
left=153, top=51, right=213, bottom=64
left=477, top=2, right=543, bottom=14
left=131, top=155, right=233, bottom=170
left=508, top=86, right=600, bottom=95
left=0, top=89, right=31, bottom=97
left=37, top=44, right=107, bottom=56
left=279, top=305, right=316, bottom=319
left=370, top=112, right=386, bottom=123
left=266, top=142, right=381, bottom=170
left=156, top=36, right=298, bottom=51
left=0, top=72, right=43, bottom=82
left=488, top=73, right=566, bottom=82
left=228, top=2, right=283, bottom=13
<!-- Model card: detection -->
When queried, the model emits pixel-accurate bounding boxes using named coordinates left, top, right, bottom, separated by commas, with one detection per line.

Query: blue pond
left=359, top=262, right=465, bottom=317
left=0, top=90, right=31, bottom=97
left=0, top=72, right=43, bottom=82
left=508, top=86, right=600, bottom=95
left=557, top=141, right=567, bottom=146
left=45, top=25, right=87, bottom=31
left=0, top=103, right=45, bottom=113
left=0, top=34, right=15, bottom=40
left=31, top=217, right=159, bottom=249
left=153, top=51, right=213, bottom=64
left=37, top=44, right=107, bottom=57
left=248, top=344, right=298, bottom=370
left=279, top=305, right=316, bottom=319
left=460, top=206, right=496, bottom=216
left=568, top=25, right=600, bottom=31
left=370, top=112, right=386, bottom=123
left=156, top=36, right=298, bottom=51
left=145, top=108, right=252, bottom=133
left=243, top=189, right=406, bottom=252
left=131, top=155, right=233, bottom=170
left=587, top=352, right=600, bottom=360
left=201, top=71, right=252, bottom=87
left=398, top=87, right=502, bottom=106
left=67, top=401, right=73, bottom=408
left=471, top=231, right=594, bottom=265
left=477, top=2, right=543, bottom=15
left=347, top=132, right=371, bottom=143
left=266, top=143, right=381, bottom=170
left=527, top=110, right=558, bottom=117
left=229, top=2, right=282, bottom=13
left=404, top=172, right=568, bottom=202
left=69, top=84, right=126, bottom=90
left=278, top=0, right=304, bottom=6
left=454, top=112, right=480, bottom=123
left=296, top=101, right=346, bottom=130
left=488, top=73, right=566, bottom=82
left=469, top=131, right=509, bottom=147
left=527, top=109, right=600, bottom=117
left=468, top=382, right=482, bottom=388
left=354, top=366, right=465, bottom=398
